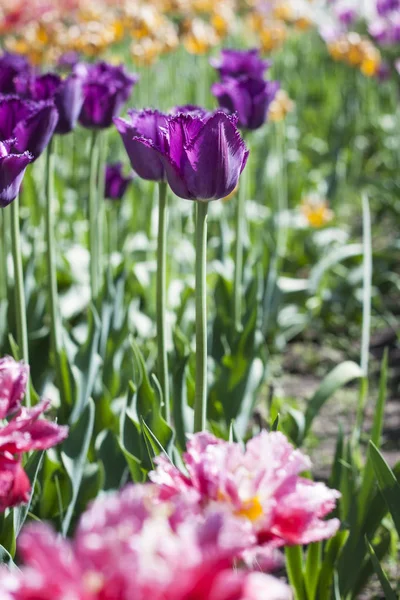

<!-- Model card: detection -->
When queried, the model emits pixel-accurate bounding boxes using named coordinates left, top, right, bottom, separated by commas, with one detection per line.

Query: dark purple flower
left=0, top=52, right=31, bottom=95
left=210, top=49, right=270, bottom=80
left=0, top=139, right=33, bottom=207
left=15, top=73, right=84, bottom=135
left=144, top=111, right=248, bottom=201
left=0, top=96, right=58, bottom=160
left=114, top=109, right=169, bottom=182
left=171, top=105, right=211, bottom=119
left=335, top=6, right=356, bottom=26
left=377, top=61, right=391, bottom=80
left=377, top=0, right=400, bottom=16
left=211, top=76, right=279, bottom=130
left=57, top=51, right=80, bottom=70
left=79, top=62, right=138, bottom=129
left=105, top=163, right=133, bottom=200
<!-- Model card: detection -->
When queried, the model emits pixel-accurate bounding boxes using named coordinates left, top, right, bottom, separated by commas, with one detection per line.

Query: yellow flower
left=131, top=37, right=163, bottom=66
left=273, top=3, right=293, bottom=22
left=293, top=16, right=312, bottom=30
left=259, top=20, right=287, bottom=52
left=182, top=18, right=219, bottom=54
left=301, top=196, right=334, bottom=228
left=268, top=89, right=295, bottom=122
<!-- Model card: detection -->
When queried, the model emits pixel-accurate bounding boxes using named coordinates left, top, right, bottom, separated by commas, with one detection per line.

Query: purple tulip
left=0, top=53, right=31, bottom=95
left=210, top=49, right=270, bottom=80
left=0, top=139, right=33, bottom=207
left=57, top=51, right=80, bottom=70
left=114, top=109, right=169, bottom=182
left=140, top=111, right=248, bottom=201
left=0, top=96, right=58, bottom=160
left=15, top=73, right=84, bottom=135
left=79, top=62, right=138, bottom=129
left=105, top=163, right=133, bottom=200
left=171, top=105, right=211, bottom=119
left=335, top=6, right=356, bottom=26
left=211, top=76, right=279, bottom=130
left=377, top=0, right=400, bottom=16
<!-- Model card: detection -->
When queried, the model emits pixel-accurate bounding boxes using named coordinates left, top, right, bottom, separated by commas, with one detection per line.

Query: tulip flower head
left=114, top=109, right=169, bottom=181
left=0, top=52, right=31, bottom=95
left=210, top=48, right=270, bottom=79
left=144, top=111, right=248, bottom=201
left=15, top=72, right=84, bottom=134
left=104, top=162, right=133, bottom=200
left=0, top=356, right=68, bottom=512
left=0, top=138, right=33, bottom=207
left=212, top=75, right=279, bottom=131
left=150, top=431, right=340, bottom=554
left=79, top=61, right=138, bottom=129
left=0, top=95, right=58, bottom=159
left=0, top=483, right=292, bottom=599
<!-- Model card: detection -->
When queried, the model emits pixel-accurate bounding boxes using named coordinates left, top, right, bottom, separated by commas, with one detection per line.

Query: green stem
left=263, top=120, right=288, bottom=335
left=156, top=182, right=170, bottom=423
left=45, top=139, right=69, bottom=409
left=194, top=201, right=208, bottom=433
left=0, top=212, right=6, bottom=302
left=97, top=131, right=108, bottom=289
left=10, top=195, right=30, bottom=406
left=233, top=169, right=246, bottom=332
left=89, top=130, right=100, bottom=301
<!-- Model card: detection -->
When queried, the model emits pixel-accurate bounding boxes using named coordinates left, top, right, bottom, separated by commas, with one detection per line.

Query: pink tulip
left=150, top=431, right=340, bottom=556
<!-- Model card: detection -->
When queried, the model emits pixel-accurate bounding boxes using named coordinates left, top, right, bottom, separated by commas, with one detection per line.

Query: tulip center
left=235, top=496, right=264, bottom=522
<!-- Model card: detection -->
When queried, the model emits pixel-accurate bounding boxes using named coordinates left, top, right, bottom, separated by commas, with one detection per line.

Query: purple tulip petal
left=0, top=140, right=33, bottom=207
left=13, top=101, right=59, bottom=159
left=55, top=75, right=84, bottom=134
left=212, top=76, right=279, bottom=130
left=210, top=48, right=270, bottom=79
left=114, top=109, right=168, bottom=181
left=0, top=96, right=33, bottom=140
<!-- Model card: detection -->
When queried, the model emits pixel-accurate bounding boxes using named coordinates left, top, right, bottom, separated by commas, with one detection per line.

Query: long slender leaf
left=303, top=361, right=363, bottom=441
left=369, top=442, right=400, bottom=535
left=366, top=537, right=397, bottom=600
left=61, top=399, right=95, bottom=536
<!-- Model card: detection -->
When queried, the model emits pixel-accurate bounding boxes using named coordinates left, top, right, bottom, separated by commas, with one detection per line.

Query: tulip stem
left=97, top=130, right=108, bottom=288
left=194, top=201, right=208, bottom=433
left=157, top=182, right=170, bottom=423
left=233, top=163, right=247, bottom=332
left=45, top=139, right=69, bottom=409
left=10, top=195, right=30, bottom=407
left=89, top=130, right=100, bottom=301
left=0, top=212, right=6, bottom=302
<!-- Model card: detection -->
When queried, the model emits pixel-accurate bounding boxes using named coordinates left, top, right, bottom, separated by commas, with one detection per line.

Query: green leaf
left=309, top=243, right=363, bottom=293
left=285, top=545, right=306, bottom=600
left=172, top=335, right=192, bottom=451
left=70, top=309, right=102, bottom=423
left=0, top=544, right=17, bottom=568
left=358, top=351, right=388, bottom=522
left=366, top=537, right=397, bottom=600
left=305, top=542, right=321, bottom=600
left=369, top=442, right=400, bottom=535
left=95, top=430, right=127, bottom=491
left=303, top=361, right=363, bottom=442
left=360, top=193, right=372, bottom=375
left=61, top=399, right=95, bottom=536
left=14, top=451, right=44, bottom=537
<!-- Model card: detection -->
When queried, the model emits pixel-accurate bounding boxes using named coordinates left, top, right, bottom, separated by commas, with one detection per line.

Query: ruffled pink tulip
left=150, top=431, right=340, bottom=554
left=0, top=483, right=292, bottom=600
